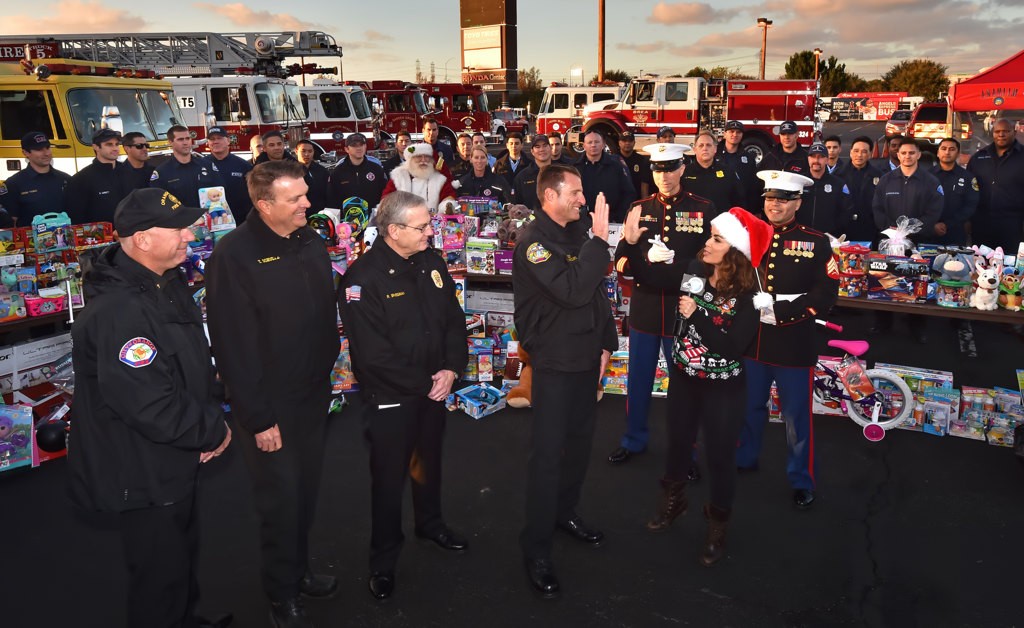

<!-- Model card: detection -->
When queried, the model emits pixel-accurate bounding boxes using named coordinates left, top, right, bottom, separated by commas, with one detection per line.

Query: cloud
left=617, top=41, right=670, bottom=54
left=364, top=30, right=393, bottom=42
left=2, top=0, right=147, bottom=33
left=193, top=3, right=318, bottom=31
left=647, top=2, right=737, bottom=25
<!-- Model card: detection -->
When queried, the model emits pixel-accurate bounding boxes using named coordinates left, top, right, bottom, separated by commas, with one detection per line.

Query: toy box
left=466, top=237, right=498, bottom=275
left=873, top=363, right=953, bottom=393
left=919, top=388, right=960, bottom=437
left=0, top=333, right=73, bottom=394
left=768, top=381, right=782, bottom=423
left=494, top=249, right=514, bottom=275
left=0, top=293, right=26, bottom=322
left=71, top=222, right=114, bottom=250
left=440, top=214, right=467, bottom=251
left=30, top=212, right=72, bottom=253
left=951, top=386, right=992, bottom=440
left=485, top=311, right=515, bottom=338
left=465, top=288, right=514, bottom=313
left=466, top=313, right=486, bottom=338
left=330, top=337, right=359, bottom=394
left=454, top=383, right=506, bottom=419
left=0, top=403, right=34, bottom=473
left=199, top=186, right=237, bottom=233
left=456, top=196, right=502, bottom=217
left=0, top=228, right=28, bottom=256
left=453, top=276, right=466, bottom=311
left=464, top=337, right=495, bottom=381
left=601, top=351, right=629, bottom=395
left=865, top=254, right=933, bottom=303
left=443, top=248, right=467, bottom=274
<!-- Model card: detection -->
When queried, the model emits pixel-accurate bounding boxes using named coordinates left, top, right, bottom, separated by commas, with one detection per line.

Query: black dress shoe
left=523, top=557, right=560, bottom=598
left=607, top=446, right=641, bottom=464
left=368, top=571, right=395, bottom=600
left=557, top=516, right=605, bottom=547
left=196, top=612, right=233, bottom=628
left=687, top=463, right=702, bottom=482
left=794, top=489, right=815, bottom=510
left=269, top=598, right=312, bottom=628
left=416, top=526, right=469, bottom=552
left=300, top=572, right=338, bottom=599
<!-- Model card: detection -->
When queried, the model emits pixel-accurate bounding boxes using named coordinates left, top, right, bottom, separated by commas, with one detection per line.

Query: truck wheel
left=439, top=127, right=457, bottom=150
left=741, top=136, right=771, bottom=166
left=495, top=127, right=506, bottom=144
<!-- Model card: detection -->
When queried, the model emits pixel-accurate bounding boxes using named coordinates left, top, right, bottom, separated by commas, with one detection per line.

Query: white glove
left=646, top=238, right=675, bottom=264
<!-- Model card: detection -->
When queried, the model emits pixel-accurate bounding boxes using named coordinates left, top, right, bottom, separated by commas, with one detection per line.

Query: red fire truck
left=354, top=80, right=430, bottom=144
left=570, top=75, right=821, bottom=162
left=419, top=83, right=493, bottom=144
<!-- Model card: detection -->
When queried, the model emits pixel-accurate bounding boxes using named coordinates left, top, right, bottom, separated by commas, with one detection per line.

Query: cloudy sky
left=3, top=0, right=1022, bottom=82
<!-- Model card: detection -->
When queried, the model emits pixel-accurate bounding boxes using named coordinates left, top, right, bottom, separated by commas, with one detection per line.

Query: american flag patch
left=345, top=285, right=362, bottom=302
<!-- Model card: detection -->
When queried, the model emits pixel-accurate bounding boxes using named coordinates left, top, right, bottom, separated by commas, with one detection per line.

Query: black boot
left=699, top=504, right=731, bottom=566
left=646, top=478, right=688, bottom=532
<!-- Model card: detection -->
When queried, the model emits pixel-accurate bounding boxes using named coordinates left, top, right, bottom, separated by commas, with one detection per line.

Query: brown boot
left=646, top=478, right=688, bottom=531
left=699, top=504, right=731, bottom=566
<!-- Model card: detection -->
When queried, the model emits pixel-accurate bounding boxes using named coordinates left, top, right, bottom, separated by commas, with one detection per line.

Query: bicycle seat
left=827, top=339, right=869, bottom=357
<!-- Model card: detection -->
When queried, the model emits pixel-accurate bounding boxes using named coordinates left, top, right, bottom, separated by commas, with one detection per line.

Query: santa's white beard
left=409, top=161, right=433, bottom=180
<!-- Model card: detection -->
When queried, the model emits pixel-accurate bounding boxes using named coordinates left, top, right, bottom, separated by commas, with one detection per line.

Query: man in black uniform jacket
left=328, top=132, right=387, bottom=211
left=339, top=190, right=469, bottom=601
left=206, top=160, right=340, bottom=628
left=69, top=188, right=232, bottom=628
left=799, top=143, right=853, bottom=236
left=65, top=128, right=125, bottom=224
left=513, top=164, right=618, bottom=598
left=758, top=120, right=811, bottom=177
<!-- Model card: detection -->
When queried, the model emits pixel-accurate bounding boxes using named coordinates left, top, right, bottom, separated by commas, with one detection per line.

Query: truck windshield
left=254, top=81, right=304, bottom=124
left=66, top=88, right=183, bottom=144
left=351, top=90, right=372, bottom=120
left=284, top=83, right=304, bottom=122
left=539, top=91, right=551, bottom=114
left=476, top=94, right=489, bottom=113
left=412, top=91, right=428, bottom=114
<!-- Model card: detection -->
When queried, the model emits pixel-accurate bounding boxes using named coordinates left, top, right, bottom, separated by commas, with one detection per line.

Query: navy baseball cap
left=91, top=128, right=121, bottom=145
left=724, top=120, right=745, bottom=132
left=21, top=131, right=50, bottom=151
left=206, top=126, right=228, bottom=137
left=657, top=126, right=676, bottom=138
left=619, top=130, right=635, bottom=141
left=345, top=132, right=367, bottom=146
left=807, top=143, right=828, bottom=156
left=115, top=188, right=206, bottom=237
left=778, top=121, right=798, bottom=135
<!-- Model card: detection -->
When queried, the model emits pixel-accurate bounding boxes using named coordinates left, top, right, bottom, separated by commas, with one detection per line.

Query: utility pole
left=757, top=17, right=773, bottom=80
left=598, top=0, right=605, bottom=82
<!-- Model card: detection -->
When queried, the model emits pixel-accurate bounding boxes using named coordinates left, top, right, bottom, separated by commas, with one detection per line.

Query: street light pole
left=443, top=57, right=454, bottom=82
left=813, top=48, right=823, bottom=82
left=757, top=17, right=773, bottom=80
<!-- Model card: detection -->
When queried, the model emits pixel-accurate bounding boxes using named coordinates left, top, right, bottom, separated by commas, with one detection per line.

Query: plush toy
left=506, top=345, right=533, bottom=408
left=998, top=270, right=1022, bottom=311
left=0, top=415, right=30, bottom=457
left=931, top=252, right=973, bottom=282
left=970, top=245, right=1003, bottom=311
left=497, top=204, right=534, bottom=248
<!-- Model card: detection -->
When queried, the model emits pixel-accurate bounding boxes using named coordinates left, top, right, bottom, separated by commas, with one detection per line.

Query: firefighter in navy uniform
left=618, top=130, right=654, bottom=199
left=735, top=170, right=839, bottom=511
left=717, top=121, right=761, bottom=214
left=607, top=143, right=717, bottom=471
left=758, top=121, right=811, bottom=177
left=684, top=131, right=742, bottom=213
left=513, top=164, right=618, bottom=598
left=338, top=190, right=469, bottom=601
left=799, top=143, right=854, bottom=236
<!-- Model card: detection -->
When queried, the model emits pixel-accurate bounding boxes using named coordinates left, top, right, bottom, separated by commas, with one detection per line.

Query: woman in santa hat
left=647, top=206, right=773, bottom=567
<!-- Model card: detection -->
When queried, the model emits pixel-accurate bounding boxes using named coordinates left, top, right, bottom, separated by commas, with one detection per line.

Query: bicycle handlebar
left=815, top=319, right=843, bottom=333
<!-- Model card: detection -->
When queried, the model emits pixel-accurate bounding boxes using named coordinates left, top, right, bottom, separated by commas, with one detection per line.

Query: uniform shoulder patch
left=119, top=337, right=157, bottom=368
left=345, top=285, right=362, bottom=302
left=526, top=242, right=552, bottom=264
left=150, top=170, right=160, bottom=181
left=0, top=180, right=7, bottom=195
left=971, top=177, right=979, bottom=192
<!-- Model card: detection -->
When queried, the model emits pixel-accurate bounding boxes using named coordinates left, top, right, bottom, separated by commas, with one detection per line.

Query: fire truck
left=352, top=80, right=430, bottom=144
left=535, top=83, right=625, bottom=138
left=0, top=32, right=342, bottom=156
left=570, top=75, right=821, bottom=162
left=297, top=79, right=374, bottom=154
left=419, top=83, right=493, bottom=145
left=0, top=55, right=184, bottom=179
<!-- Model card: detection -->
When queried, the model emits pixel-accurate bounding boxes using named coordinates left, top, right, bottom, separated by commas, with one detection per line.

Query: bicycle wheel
left=844, top=369, right=914, bottom=431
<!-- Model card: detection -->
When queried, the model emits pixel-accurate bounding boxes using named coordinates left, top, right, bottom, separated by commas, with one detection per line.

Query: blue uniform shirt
left=0, top=166, right=72, bottom=225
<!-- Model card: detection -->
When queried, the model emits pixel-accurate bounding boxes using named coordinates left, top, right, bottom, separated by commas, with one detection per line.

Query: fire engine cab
left=570, top=75, right=821, bottom=162
left=536, top=82, right=625, bottom=138
left=0, top=32, right=342, bottom=157
left=298, top=79, right=374, bottom=154
left=419, top=83, right=493, bottom=146
left=0, top=56, right=183, bottom=180
left=355, top=80, right=430, bottom=144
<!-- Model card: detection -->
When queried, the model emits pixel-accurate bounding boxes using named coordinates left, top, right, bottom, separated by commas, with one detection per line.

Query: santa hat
left=406, top=143, right=433, bottom=158
left=709, top=207, right=773, bottom=267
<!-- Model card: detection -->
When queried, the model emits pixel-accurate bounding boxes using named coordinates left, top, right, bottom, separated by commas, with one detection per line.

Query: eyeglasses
left=397, top=223, right=433, bottom=234
left=128, top=143, right=150, bottom=149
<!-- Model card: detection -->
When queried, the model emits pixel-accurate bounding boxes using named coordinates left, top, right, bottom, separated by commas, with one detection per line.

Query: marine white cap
left=757, top=169, right=815, bottom=199
left=643, top=143, right=691, bottom=171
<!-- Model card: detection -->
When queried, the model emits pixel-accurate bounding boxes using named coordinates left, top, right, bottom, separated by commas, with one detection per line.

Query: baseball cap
left=807, top=143, right=828, bottom=156
left=778, top=121, right=798, bottom=135
left=757, top=170, right=814, bottom=200
left=345, top=132, right=367, bottom=146
left=724, top=120, right=745, bottom=132
left=618, top=130, right=635, bottom=141
left=92, top=128, right=121, bottom=145
left=114, top=188, right=206, bottom=237
left=529, top=134, right=550, bottom=148
left=643, top=143, right=690, bottom=171
left=656, top=126, right=676, bottom=138
left=206, top=126, right=228, bottom=138
left=21, top=131, right=50, bottom=151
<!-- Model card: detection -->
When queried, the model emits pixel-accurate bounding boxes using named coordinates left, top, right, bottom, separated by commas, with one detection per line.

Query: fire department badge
left=431, top=269, right=443, bottom=288
left=526, top=242, right=551, bottom=264
left=872, top=177, right=879, bottom=185
left=633, top=164, right=640, bottom=173
left=366, top=172, right=376, bottom=182
left=715, top=170, right=725, bottom=178
left=483, top=189, right=492, bottom=196
left=824, top=184, right=832, bottom=193
left=119, top=337, right=157, bottom=368
left=971, top=178, right=979, bottom=191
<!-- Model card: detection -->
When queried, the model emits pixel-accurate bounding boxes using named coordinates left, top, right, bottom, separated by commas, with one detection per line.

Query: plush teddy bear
left=497, top=204, right=534, bottom=248
left=998, top=270, right=1022, bottom=311
left=506, top=345, right=533, bottom=408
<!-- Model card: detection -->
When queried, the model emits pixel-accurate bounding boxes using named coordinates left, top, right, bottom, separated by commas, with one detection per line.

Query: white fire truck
left=0, top=32, right=343, bottom=157
left=298, top=79, right=375, bottom=154
left=569, top=75, right=821, bottom=162
left=535, top=83, right=625, bottom=138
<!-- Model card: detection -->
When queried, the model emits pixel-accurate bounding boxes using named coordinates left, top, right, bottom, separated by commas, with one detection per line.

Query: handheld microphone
left=674, top=259, right=706, bottom=336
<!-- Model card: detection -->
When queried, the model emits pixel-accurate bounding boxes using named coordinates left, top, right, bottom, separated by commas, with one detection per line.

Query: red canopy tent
left=949, top=49, right=1024, bottom=111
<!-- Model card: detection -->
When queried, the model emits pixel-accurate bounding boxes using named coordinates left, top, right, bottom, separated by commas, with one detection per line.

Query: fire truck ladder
left=0, top=32, right=342, bottom=78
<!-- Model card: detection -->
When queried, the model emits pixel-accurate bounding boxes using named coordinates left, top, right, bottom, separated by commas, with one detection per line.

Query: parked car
left=885, top=110, right=912, bottom=136
left=906, top=102, right=972, bottom=149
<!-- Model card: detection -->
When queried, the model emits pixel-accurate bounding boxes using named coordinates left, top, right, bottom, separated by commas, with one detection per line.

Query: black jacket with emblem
left=578, top=152, right=638, bottom=222
left=872, top=167, right=944, bottom=239
left=328, top=157, right=387, bottom=210
left=457, top=167, right=511, bottom=204
left=65, top=159, right=125, bottom=224
left=513, top=210, right=617, bottom=372
left=152, top=155, right=223, bottom=207
left=682, top=157, right=741, bottom=214
left=842, top=163, right=883, bottom=244
left=621, top=150, right=654, bottom=199
left=746, top=220, right=838, bottom=368
left=512, top=161, right=544, bottom=210
left=614, top=192, right=716, bottom=335
left=931, top=164, right=979, bottom=245
left=338, top=239, right=468, bottom=404
left=797, top=172, right=853, bottom=237
left=68, top=244, right=227, bottom=513
left=205, top=211, right=340, bottom=435
left=717, top=144, right=761, bottom=213
left=758, top=144, right=811, bottom=177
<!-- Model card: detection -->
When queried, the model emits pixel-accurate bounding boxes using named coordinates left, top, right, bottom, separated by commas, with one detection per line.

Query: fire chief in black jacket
left=338, top=190, right=469, bottom=601
left=513, top=164, right=618, bottom=598
left=69, top=188, right=231, bottom=628
left=205, top=161, right=340, bottom=625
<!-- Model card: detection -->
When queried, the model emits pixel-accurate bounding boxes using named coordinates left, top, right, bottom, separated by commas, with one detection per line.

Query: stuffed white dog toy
left=970, top=246, right=1003, bottom=311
